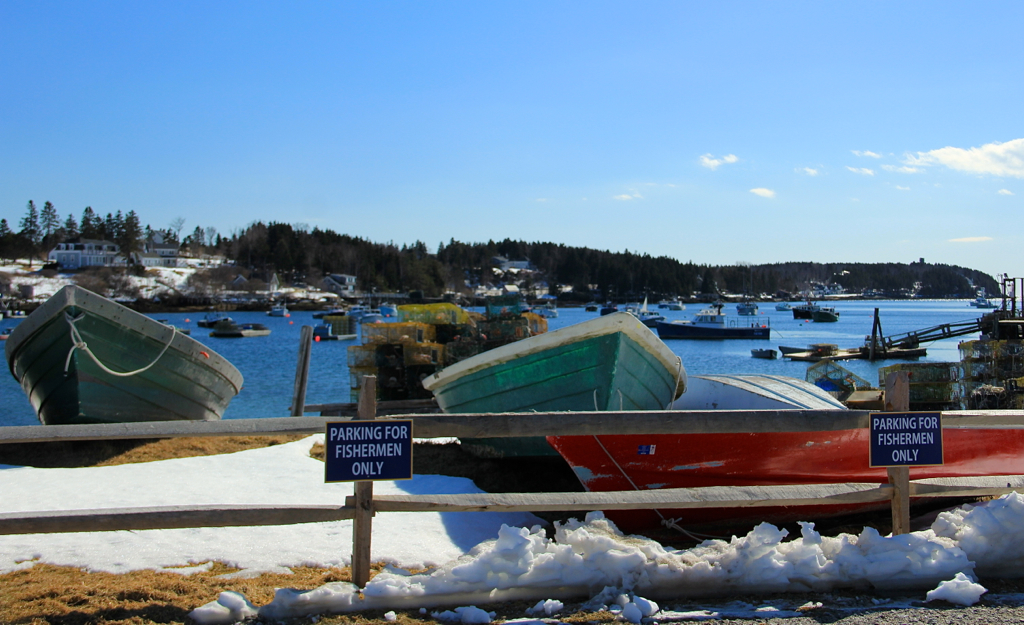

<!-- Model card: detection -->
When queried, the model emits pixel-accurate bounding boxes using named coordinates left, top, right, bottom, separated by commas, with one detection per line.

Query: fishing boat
left=547, top=374, right=1024, bottom=533
left=421, top=311, right=687, bottom=457
left=750, top=348, right=777, bottom=359
left=537, top=302, right=559, bottom=318
left=736, top=301, right=759, bottom=315
left=775, top=302, right=793, bottom=311
left=792, top=301, right=820, bottom=319
left=5, top=285, right=243, bottom=425
left=267, top=304, right=289, bottom=317
left=196, top=311, right=233, bottom=328
left=312, top=323, right=357, bottom=341
left=209, top=320, right=272, bottom=338
left=655, top=303, right=770, bottom=339
left=584, top=303, right=599, bottom=312
left=664, top=300, right=686, bottom=311
left=811, top=306, right=840, bottom=322
left=969, top=290, right=997, bottom=308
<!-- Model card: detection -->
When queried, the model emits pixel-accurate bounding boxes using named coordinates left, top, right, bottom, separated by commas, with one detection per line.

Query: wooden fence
left=4, top=373, right=1024, bottom=586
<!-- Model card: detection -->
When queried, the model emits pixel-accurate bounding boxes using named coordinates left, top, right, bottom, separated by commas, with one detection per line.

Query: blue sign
left=869, top=412, right=944, bottom=467
left=325, top=420, right=413, bottom=482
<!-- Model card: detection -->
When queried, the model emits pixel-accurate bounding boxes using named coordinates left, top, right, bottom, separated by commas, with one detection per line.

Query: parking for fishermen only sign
left=325, top=420, right=413, bottom=482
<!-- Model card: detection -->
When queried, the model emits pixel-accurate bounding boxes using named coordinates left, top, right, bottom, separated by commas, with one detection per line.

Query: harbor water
left=0, top=299, right=992, bottom=427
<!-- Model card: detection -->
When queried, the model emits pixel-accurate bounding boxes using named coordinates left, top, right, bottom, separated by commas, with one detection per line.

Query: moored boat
left=656, top=302, right=770, bottom=339
left=775, top=302, right=793, bottom=311
left=196, top=311, right=233, bottom=328
left=268, top=304, right=289, bottom=317
left=792, top=301, right=820, bottom=319
left=312, top=323, right=357, bottom=341
left=750, top=348, right=777, bottom=359
left=422, top=311, right=686, bottom=457
left=209, top=320, right=272, bottom=338
left=811, top=307, right=840, bottom=322
left=736, top=301, right=758, bottom=315
left=5, top=285, right=243, bottom=425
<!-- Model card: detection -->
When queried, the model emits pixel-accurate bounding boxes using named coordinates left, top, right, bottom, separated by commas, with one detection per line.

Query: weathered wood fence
left=4, top=373, right=1024, bottom=586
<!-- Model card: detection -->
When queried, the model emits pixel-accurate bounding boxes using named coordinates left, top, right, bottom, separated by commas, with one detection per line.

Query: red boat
left=546, top=374, right=1024, bottom=534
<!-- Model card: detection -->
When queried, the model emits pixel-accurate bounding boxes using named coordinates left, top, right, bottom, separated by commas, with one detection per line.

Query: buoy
left=184, top=318, right=190, bottom=323
left=289, top=321, right=294, bottom=324
left=314, top=336, right=321, bottom=342
left=285, top=313, right=291, bottom=317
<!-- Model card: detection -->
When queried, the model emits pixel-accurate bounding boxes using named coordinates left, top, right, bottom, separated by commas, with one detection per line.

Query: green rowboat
left=421, top=311, right=686, bottom=457
left=5, top=285, right=244, bottom=425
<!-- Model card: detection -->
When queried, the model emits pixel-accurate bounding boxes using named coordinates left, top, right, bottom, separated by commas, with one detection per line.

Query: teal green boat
left=5, top=285, right=244, bottom=425
left=421, top=311, right=686, bottom=457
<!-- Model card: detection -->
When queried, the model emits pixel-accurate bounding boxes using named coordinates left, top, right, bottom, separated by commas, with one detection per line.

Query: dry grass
left=0, top=436, right=594, bottom=625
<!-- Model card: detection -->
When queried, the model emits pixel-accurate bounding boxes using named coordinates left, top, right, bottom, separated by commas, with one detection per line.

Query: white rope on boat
left=63, top=312, right=176, bottom=377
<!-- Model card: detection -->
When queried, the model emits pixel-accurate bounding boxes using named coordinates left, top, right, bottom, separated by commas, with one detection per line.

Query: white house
left=49, top=239, right=125, bottom=269
left=132, top=233, right=181, bottom=268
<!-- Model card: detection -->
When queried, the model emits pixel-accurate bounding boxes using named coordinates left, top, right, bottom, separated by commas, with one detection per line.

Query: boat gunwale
left=5, top=285, right=243, bottom=392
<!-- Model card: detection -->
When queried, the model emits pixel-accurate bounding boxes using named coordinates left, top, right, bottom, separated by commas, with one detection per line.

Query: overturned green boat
left=5, top=285, right=244, bottom=425
left=421, top=311, right=686, bottom=457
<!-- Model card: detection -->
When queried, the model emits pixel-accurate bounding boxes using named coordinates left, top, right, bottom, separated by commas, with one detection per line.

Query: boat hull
left=5, top=286, right=244, bottom=425
left=422, top=312, right=686, bottom=457
left=548, top=423, right=1024, bottom=533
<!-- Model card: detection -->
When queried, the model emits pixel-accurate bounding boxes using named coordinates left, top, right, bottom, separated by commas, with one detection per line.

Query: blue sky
left=2, top=1, right=1022, bottom=281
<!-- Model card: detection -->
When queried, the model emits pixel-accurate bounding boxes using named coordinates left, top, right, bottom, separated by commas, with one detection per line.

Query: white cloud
left=749, top=188, right=775, bottom=198
left=797, top=167, right=819, bottom=176
left=949, top=236, right=994, bottom=243
left=700, top=153, right=739, bottom=170
left=613, top=194, right=634, bottom=201
left=896, top=185, right=910, bottom=191
left=882, top=164, right=921, bottom=174
left=535, top=198, right=548, bottom=202
left=846, top=166, right=875, bottom=176
left=998, top=189, right=1014, bottom=195
left=905, top=138, right=1024, bottom=178
left=852, top=150, right=883, bottom=158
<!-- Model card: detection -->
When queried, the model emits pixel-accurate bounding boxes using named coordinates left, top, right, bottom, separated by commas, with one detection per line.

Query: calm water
left=0, top=299, right=994, bottom=427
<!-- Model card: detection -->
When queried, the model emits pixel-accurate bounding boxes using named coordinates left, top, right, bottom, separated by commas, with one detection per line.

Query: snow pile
left=226, top=510, right=990, bottom=623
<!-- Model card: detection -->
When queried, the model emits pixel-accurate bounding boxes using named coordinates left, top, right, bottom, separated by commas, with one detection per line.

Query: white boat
left=629, top=296, right=665, bottom=328
left=775, top=302, right=792, bottom=311
left=969, top=290, right=997, bottom=308
left=537, top=302, right=559, bottom=318
left=268, top=304, right=289, bottom=317
left=664, top=300, right=686, bottom=311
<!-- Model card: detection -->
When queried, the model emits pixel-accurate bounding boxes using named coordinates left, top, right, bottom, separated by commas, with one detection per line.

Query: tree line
left=0, top=202, right=1002, bottom=300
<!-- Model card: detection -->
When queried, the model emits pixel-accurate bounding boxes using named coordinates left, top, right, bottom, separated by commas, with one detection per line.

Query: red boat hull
left=547, top=426, right=1024, bottom=533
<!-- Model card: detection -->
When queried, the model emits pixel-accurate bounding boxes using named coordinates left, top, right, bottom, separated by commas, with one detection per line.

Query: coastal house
left=132, top=232, right=182, bottom=268
left=48, top=239, right=125, bottom=270
left=491, top=256, right=533, bottom=272
left=323, top=273, right=357, bottom=295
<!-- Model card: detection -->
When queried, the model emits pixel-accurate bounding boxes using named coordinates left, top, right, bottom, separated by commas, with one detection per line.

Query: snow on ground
left=1, top=434, right=1022, bottom=624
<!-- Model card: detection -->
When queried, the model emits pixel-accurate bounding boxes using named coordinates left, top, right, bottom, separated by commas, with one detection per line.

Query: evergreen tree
left=40, top=201, right=61, bottom=252
left=80, top=206, right=100, bottom=239
left=0, top=218, right=13, bottom=265
left=119, top=210, right=143, bottom=261
left=19, top=200, right=40, bottom=266
left=63, top=214, right=79, bottom=240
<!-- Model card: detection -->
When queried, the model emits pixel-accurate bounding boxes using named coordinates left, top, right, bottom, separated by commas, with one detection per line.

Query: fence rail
left=4, top=375, right=1024, bottom=587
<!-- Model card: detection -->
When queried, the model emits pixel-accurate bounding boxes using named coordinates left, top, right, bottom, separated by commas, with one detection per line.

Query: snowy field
left=2, top=435, right=1022, bottom=624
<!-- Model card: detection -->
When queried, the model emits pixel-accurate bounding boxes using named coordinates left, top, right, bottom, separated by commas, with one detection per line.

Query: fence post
left=352, top=376, right=377, bottom=587
left=884, top=371, right=911, bottom=535
left=291, top=326, right=314, bottom=416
